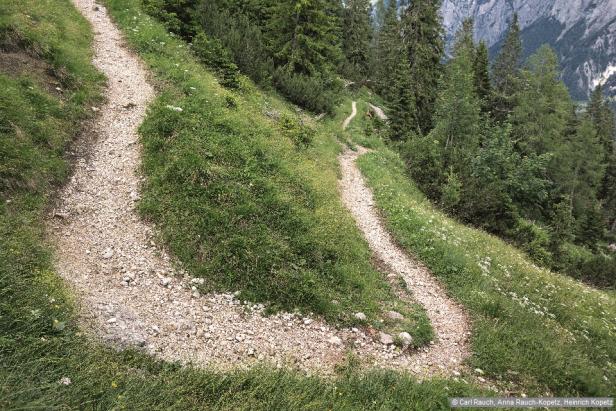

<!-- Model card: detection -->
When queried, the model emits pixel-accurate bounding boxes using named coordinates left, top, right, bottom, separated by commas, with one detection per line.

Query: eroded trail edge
left=51, top=1, right=467, bottom=376
left=338, top=102, right=471, bottom=375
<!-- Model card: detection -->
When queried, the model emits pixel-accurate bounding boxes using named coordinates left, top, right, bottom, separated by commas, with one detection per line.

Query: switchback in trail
left=50, top=1, right=469, bottom=377
left=338, top=102, right=471, bottom=376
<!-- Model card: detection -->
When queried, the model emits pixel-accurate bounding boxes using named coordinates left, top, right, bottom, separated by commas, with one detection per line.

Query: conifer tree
left=428, top=21, right=481, bottom=179
left=511, top=45, right=572, bottom=157
left=374, top=0, right=401, bottom=102
left=578, top=202, right=606, bottom=250
left=491, top=13, right=522, bottom=122
left=474, top=41, right=492, bottom=114
left=400, top=0, right=444, bottom=135
left=388, top=47, right=418, bottom=140
left=588, top=85, right=616, bottom=159
left=557, top=118, right=606, bottom=216
left=454, top=18, right=475, bottom=55
left=267, top=0, right=342, bottom=76
left=342, top=0, right=373, bottom=82
left=589, top=85, right=616, bottom=233
left=601, top=152, right=616, bottom=233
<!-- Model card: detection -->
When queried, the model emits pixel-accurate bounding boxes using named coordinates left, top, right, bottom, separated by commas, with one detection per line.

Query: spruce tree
left=267, top=0, right=342, bottom=76
left=473, top=41, right=492, bottom=114
left=491, top=13, right=522, bottom=122
left=388, top=47, right=418, bottom=140
left=428, top=21, right=481, bottom=182
left=511, top=45, right=572, bottom=157
left=588, top=85, right=616, bottom=159
left=589, top=85, right=616, bottom=233
left=400, top=0, right=444, bottom=135
left=374, top=0, right=400, bottom=102
left=601, top=152, right=616, bottom=233
left=563, top=118, right=606, bottom=215
left=342, top=0, right=373, bottom=82
left=454, top=18, right=475, bottom=55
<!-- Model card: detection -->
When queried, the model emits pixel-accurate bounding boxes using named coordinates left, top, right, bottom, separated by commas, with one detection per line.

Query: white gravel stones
left=368, top=103, right=388, bottom=121
left=59, top=377, right=72, bottom=386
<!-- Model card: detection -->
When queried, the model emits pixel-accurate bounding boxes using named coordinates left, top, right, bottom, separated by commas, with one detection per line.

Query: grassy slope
left=0, top=0, right=480, bottom=409
left=344, top=93, right=616, bottom=396
left=109, top=0, right=431, bottom=341
left=4, top=0, right=612, bottom=407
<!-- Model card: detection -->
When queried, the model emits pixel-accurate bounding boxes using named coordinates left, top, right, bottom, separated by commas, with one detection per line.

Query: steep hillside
left=440, top=0, right=616, bottom=100
left=2, top=0, right=616, bottom=408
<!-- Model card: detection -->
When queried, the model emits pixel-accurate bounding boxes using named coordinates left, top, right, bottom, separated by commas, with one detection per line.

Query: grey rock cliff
left=440, top=0, right=616, bottom=100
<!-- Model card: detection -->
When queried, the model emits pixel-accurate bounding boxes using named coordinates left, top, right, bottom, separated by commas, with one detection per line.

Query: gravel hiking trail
left=338, top=102, right=471, bottom=376
left=49, top=1, right=469, bottom=377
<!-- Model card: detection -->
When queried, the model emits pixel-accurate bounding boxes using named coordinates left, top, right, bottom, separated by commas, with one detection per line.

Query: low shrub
left=273, top=68, right=341, bottom=114
left=191, top=32, right=240, bottom=89
left=279, top=113, right=315, bottom=149
left=511, top=219, right=552, bottom=266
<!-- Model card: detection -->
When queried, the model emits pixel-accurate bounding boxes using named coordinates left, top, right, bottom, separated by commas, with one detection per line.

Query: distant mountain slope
left=440, top=0, right=616, bottom=100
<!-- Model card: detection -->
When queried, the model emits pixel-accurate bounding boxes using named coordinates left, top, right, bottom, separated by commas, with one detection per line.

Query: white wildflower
left=59, top=377, right=72, bottom=385
left=165, top=105, right=183, bottom=112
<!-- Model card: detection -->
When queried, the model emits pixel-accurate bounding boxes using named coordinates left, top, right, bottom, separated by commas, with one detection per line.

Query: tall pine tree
left=589, top=85, right=616, bottom=233
left=491, top=13, right=522, bottom=122
left=267, top=0, right=342, bottom=76
left=388, top=47, right=419, bottom=140
left=342, top=0, right=373, bottom=82
left=428, top=20, right=481, bottom=183
left=399, top=0, right=444, bottom=135
left=374, top=0, right=401, bottom=103
left=473, top=41, right=492, bottom=114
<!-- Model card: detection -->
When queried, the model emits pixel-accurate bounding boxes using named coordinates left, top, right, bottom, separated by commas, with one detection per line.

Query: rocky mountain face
left=440, top=0, right=616, bottom=100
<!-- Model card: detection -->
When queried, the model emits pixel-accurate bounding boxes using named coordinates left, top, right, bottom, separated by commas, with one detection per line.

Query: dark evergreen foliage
left=399, top=0, right=444, bottom=135
left=341, top=0, right=373, bottom=82
left=491, top=13, right=522, bottom=122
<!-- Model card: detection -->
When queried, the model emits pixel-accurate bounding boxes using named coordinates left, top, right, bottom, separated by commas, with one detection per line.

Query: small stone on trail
left=328, top=336, right=342, bottom=346
left=102, top=248, right=114, bottom=259
left=398, top=332, right=413, bottom=346
left=379, top=332, right=394, bottom=345
left=354, top=312, right=367, bottom=321
left=385, top=310, right=404, bottom=321
left=160, top=277, right=171, bottom=287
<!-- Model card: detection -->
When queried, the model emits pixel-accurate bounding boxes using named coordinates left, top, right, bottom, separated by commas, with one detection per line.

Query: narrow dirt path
left=50, top=1, right=468, bottom=377
left=338, top=102, right=471, bottom=375
left=342, top=101, right=357, bottom=130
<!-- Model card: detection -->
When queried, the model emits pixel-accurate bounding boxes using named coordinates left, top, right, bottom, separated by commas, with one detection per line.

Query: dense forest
left=142, top=0, right=615, bottom=288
